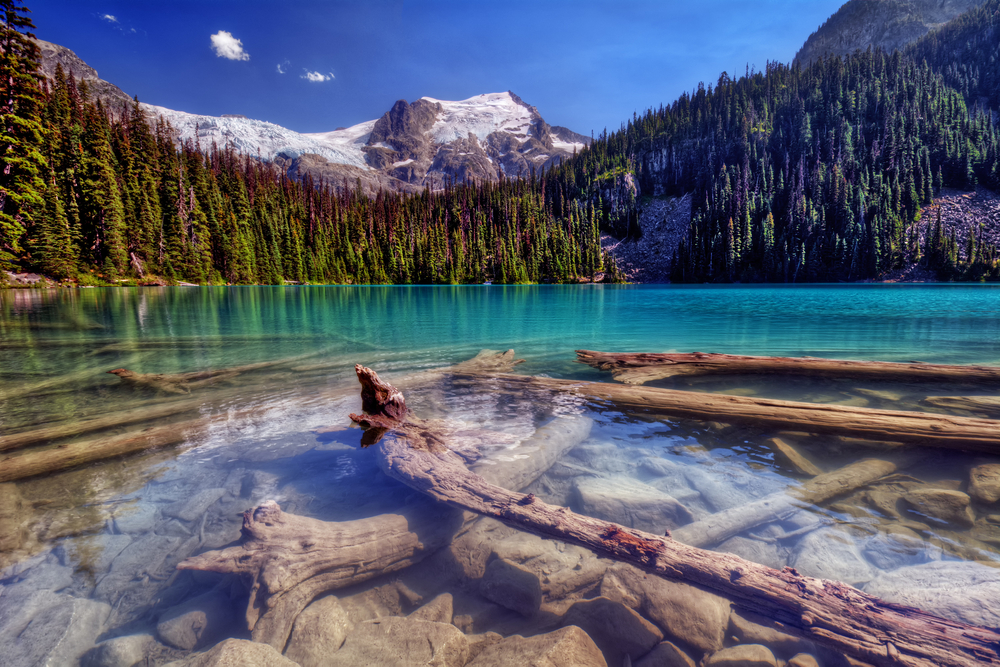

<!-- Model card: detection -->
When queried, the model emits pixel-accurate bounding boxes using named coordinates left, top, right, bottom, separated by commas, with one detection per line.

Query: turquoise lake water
left=3, top=284, right=1000, bottom=665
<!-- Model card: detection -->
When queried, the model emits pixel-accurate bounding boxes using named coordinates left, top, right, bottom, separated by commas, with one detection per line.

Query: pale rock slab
left=716, top=535, right=788, bottom=570
left=600, top=563, right=730, bottom=654
left=326, top=616, right=470, bottom=667
left=790, top=527, right=874, bottom=585
left=862, top=560, right=1000, bottom=627
left=283, top=595, right=353, bottom=666
left=560, top=596, right=663, bottom=666
left=573, top=475, right=694, bottom=533
left=468, top=625, right=607, bottom=667
left=787, top=653, right=821, bottom=667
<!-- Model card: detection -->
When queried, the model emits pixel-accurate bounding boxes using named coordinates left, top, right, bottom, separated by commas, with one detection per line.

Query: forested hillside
left=906, top=0, right=1000, bottom=113
left=0, top=1, right=617, bottom=286
left=548, top=48, right=1000, bottom=282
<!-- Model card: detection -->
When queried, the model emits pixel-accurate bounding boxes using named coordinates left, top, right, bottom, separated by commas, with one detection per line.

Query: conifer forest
left=3, top=0, right=1000, bottom=284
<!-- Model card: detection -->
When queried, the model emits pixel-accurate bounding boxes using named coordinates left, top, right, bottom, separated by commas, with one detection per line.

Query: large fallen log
left=0, top=398, right=205, bottom=453
left=450, top=372, right=1000, bottom=452
left=354, top=365, right=1000, bottom=667
left=671, top=454, right=917, bottom=548
left=177, top=410, right=592, bottom=651
left=576, top=350, right=1000, bottom=385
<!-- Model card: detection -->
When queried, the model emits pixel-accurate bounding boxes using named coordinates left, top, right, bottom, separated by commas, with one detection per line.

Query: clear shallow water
left=3, top=284, right=1000, bottom=666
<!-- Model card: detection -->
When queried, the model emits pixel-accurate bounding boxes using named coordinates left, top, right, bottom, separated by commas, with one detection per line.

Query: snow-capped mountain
left=142, top=91, right=589, bottom=191
left=36, top=39, right=588, bottom=192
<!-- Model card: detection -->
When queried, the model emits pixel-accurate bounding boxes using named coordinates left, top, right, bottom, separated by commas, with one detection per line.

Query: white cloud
left=101, top=14, right=118, bottom=23
left=276, top=61, right=288, bottom=74
left=301, top=70, right=334, bottom=83
left=210, top=30, right=249, bottom=61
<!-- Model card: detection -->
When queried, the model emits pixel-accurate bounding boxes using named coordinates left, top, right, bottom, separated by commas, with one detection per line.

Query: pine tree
left=0, top=0, right=46, bottom=269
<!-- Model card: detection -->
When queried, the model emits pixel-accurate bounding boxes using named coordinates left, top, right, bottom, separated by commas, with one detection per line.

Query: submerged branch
left=576, top=350, right=1000, bottom=385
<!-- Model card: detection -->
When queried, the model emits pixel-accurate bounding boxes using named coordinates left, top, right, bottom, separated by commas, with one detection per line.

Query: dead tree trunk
left=671, top=455, right=917, bottom=548
left=449, top=372, right=1000, bottom=452
left=576, top=350, right=1000, bottom=385
left=177, top=398, right=591, bottom=651
left=353, top=364, right=1000, bottom=667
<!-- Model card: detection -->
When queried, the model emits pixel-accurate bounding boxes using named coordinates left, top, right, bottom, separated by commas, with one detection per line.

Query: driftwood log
left=352, top=364, right=1000, bottom=667
left=450, top=372, right=1000, bottom=452
left=577, top=350, right=1000, bottom=385
left=0, top=398, right=205, bottom=453
left=177, top=408, right=592, bottom=651
left=671, top=454, right=917, bottom=548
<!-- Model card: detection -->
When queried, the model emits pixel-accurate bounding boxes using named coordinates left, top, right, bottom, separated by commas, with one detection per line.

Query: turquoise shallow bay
left=2, top=284, right=1000, bottom=665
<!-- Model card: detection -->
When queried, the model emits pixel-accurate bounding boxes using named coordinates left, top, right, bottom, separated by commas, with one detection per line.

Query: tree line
left=0, top=0, right=619, bottom=285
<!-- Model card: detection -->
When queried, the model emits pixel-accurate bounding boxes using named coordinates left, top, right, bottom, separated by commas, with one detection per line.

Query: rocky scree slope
left=794, top=0, right=985, bottom=65
left=34, top=38, right=131, bottom=107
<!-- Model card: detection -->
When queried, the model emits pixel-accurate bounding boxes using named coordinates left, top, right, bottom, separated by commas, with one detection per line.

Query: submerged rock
left=467, top=625, right=606, bottom=667
left=790, top=527, right=874, bottom=585
left=163, top=638, right=297, bottom=666
left=560, top=596, right=663, bottom=666
left=156, top=589, right=238, bottom=650
left=787, top=654, right=821, bottom=667
left=704, top=644, right=777, bottom=666
left=407, top=592, right=454, bottom=624
left=327, top=616, right=469, bottom=667
left=727, top=610, right=817, bottom=660
left=634, top=640, right=696, bottom=667
left=969, top=464, right=1000, bottom=505
left=901, top=489, right=976, bottom=528
left=480, top=557, right=542, bottom=617
left=600, top=563, right=730, bottom=654
left=0, top=589, right=111, bottom=667
left=716, top=535, right=788, bottom=570
left=862, top=561, right=1000, bottom=627
left=573, top=475, right=694, bottom=533
left=284, top=595, right=353, bottom=666
left=861, top=526, right=934, bottom=571
left=488, top=529, right=608, bottom=602
left=81, top=633, right=155, bottom=667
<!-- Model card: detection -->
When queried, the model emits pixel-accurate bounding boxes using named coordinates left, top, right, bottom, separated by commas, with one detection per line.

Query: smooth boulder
left=163, top=638, right=297, bottom=666
left=326, top=616, right=469, bottom=667
left=704, top=644, right=777, bottom=667
left=480, top=557, right=542, bottom=616
left=283, top=595, right=353, bottom=667
left=862, top=561, right=1000, bottom=627
left=901, top=489, right=976, bottom=528
left=573, top=475, right=694, bottom=533
left=969, top=464, right=1000, bottom=504
left=600, top=563, right=731, bottom=654
left=468, top=625, right=607, bottom=667
left=157, top=590, right=237, bottom=650
left=560, top=596, right=663, bottom=666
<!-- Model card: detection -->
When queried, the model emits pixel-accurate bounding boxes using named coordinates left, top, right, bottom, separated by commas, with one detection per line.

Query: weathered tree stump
left=353, top=364, right=1000, bottom=667
left=576, top=349, right=1000, bottom=385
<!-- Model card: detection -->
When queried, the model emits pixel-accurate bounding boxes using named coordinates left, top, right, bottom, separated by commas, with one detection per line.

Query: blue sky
left=30, top=1, right=845, bottom=135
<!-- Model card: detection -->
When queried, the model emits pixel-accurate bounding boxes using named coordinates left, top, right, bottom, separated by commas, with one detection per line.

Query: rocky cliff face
left=34, top=38, right=132, bottom=107
left=141, top=91, right=588, bottom=193
left=794, top=0, right=985, bottom=65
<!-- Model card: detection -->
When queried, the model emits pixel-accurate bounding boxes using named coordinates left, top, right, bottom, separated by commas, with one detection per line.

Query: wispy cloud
left=276, top=60, right=290, bottom=74
left=210, top=30, right=250, bottom=61
left=101, top=14, right=117, bottom=23
left=301, top=70, right=334, bottom=83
